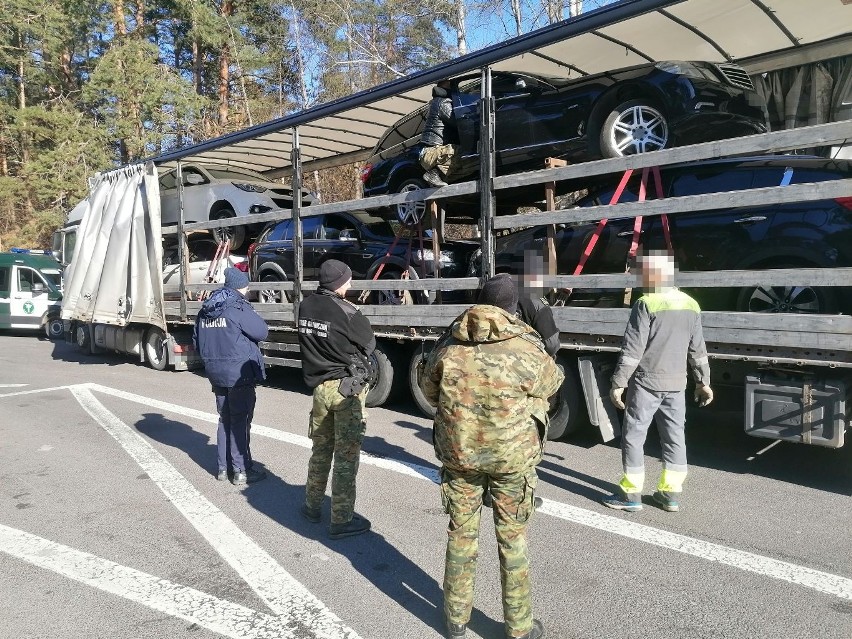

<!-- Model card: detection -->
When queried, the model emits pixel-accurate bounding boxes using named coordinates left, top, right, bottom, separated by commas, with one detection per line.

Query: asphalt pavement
left=1, top=334, right=850, bottom=639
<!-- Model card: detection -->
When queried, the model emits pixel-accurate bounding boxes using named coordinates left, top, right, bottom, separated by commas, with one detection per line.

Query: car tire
left=408, top=348, right=437, bottom=418
left=74, top=323, right=91, bottom=353
left=735, top=279, right=838, bottom=314
left=45, top=317, right=64, bottom=340
left=365, top=344, right=395, bottom=407
left=211, top=207, right=246, bottom=251
left=547, top=356, right=587, bottom=441
left=144, top=327, right=169, bottom=371
left=258, top=273, right=290, bottom=303
left=394, top=178, right=428, bottom=225
left=599, top=99, right=669, bottom=157
left=371, top=270, right=415, bottom=306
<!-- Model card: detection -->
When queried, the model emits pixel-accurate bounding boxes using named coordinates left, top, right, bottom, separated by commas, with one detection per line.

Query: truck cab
left=0, top=251, right=64, bottom=338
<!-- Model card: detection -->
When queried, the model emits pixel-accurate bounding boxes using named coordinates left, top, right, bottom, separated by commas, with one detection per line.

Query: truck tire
left=408, top=348, right=437, bottom=418
left=144, top=327, right=169, bottom=371
left=74, top=323, right=91, bottom=353
left=365, top=344, right=394, bottom=407
left=547, top=356, right=587, bottom=440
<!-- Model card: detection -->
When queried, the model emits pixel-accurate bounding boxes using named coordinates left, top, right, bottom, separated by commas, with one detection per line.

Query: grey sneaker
left=652, top=490, right=680, bottom=512
left=231, top=468, right=267, bottom=485
left=216, top=468, right=229, bottom=482
left=423, top=169, right=448, bottom=187
left=601, top=492, right=643, bottom=512
left=328, top=515, right=371, bottom=539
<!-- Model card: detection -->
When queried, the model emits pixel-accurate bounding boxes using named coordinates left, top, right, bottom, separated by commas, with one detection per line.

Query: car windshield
left=40, top=269, right=62, bottom=288
left=352, top=212, right=394, bottom=237
left=204, top=166, right=271, bottom=182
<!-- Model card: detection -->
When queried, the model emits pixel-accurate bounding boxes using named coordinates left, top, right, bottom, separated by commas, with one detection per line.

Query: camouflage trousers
left=440, top=466, right=538, bottom=637
left=305, top=379, right=368, bottom=525
left=419, top=143, right=462, bottom=180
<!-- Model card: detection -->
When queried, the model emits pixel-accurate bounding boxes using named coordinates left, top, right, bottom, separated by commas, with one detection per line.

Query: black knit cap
left=319, top=259, right=352, bottom=291
left=478, top=273, right=518, bottom=313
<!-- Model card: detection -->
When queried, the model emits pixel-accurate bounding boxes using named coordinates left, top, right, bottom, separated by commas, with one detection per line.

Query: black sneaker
left=328, top=515, right=371, bottom=539
left=652, top=490, right=680, bottom=512
left=231, top=468, right=267, bottom=486
left=300, top=504, right=321, bottom=523
left=510, top=619, right=545, bottom=639
left=216, top=469, right=229, bottom=482
left=423, top=170, right=448, bottom=187
left=446, top=620, right=466, bottom=639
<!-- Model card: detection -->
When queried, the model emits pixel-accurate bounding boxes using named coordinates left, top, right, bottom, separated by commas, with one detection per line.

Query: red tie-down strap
left=358, top=219, right=419, bottom=303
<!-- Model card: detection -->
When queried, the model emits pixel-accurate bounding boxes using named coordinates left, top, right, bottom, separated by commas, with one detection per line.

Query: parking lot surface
left=1, top=335, right=850, bottom=638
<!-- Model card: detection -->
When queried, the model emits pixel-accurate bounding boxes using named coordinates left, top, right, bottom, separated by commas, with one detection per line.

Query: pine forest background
left=0, top=0, right=605, bottom=249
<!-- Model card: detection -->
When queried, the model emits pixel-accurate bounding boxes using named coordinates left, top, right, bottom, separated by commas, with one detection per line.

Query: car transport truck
left=61, top=0, right=852, bottom=450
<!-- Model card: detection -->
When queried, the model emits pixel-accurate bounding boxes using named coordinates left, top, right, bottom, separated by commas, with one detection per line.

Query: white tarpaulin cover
left=61, top=163, right=166, bottom=329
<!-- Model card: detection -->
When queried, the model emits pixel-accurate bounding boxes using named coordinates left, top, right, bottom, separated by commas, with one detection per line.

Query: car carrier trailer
left=60, top=0, right=852, bottom=449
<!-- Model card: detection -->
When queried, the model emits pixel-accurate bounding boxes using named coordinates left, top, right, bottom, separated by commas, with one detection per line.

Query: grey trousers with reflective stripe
left=622, top=383, right=687, bottom=476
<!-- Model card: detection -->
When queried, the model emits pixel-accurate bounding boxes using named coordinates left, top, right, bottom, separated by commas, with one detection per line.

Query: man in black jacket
left=516, top=251, right=560, bottom=359
left=298, top=260, right=376, bottom=539
left=194, top=267, right=269, bottom=486
left=419, top=79, right=461, bottom=187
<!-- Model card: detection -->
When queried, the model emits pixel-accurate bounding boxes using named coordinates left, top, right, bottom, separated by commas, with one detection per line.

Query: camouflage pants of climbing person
left=419, top=143, right=462, bottom=180
left=441, top=466, right=538, bottom=638
left=305, top=379, right=368, bottom=525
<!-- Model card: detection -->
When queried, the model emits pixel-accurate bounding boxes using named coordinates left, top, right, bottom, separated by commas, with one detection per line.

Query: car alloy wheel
left=259, top=274, right=285, bottom=303
left=741, top=285, right=827, bottom=314
left=372, top=271, right=414, bottom=306
left=395, top=179, right=427, bottom=225
left=601, top=99, right=669, bottom=156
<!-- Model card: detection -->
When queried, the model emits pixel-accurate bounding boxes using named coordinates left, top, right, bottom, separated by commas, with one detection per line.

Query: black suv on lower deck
left=483, top=156, right=852, bottom=313
left=249, top=210, right=479, bottom=304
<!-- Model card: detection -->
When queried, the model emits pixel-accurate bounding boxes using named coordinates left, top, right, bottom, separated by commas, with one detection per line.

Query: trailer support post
left=176, top=161, right=187, bottom=322
left=291, top=127, right=304, bottom=319
left=479, top=67, right=496, bottom=280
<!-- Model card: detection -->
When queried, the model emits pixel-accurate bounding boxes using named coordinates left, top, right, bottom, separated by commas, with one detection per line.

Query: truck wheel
left=144, top=327, right=169, bottom=371
left=408, top=348, right=437, bottom=418
left=599, top=99, right=669, bottom=157
left=211, top=208, right=246, bottom=251
left=547, top=356, right=586, bottom=440
left=365, top=344, right=394, bottom=407
left=74, top=323, right=91, bottom=353
left=45, top=317, right=64, bottom=340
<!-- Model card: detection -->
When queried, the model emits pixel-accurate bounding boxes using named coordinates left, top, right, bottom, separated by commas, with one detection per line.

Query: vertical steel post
left=479, top=67, right=496, bottom=279
left=291, top=127, right=303, bottom=322
left=176, top=161, right=187, bottom=321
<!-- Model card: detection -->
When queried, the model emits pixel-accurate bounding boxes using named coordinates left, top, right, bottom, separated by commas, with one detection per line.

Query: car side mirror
left=33, top=282, right=45, bottom=294
left=185, top=173, right=204, bottom=185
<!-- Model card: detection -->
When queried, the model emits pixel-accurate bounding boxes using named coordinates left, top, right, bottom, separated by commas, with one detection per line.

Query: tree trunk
left=192, top=38, right=203, bottom=95
left=455, top=0, right=468, bottom=56
left=114, top=0, right=127, bottom=36
left=511, top=0, right=523, bottom=36
left=546, top=0, right=562, bottom=24
left=218, top=0, right=234, bottom=129
left=569, top=0, right=582, bottom=18
left=135, top=0, right=145, bottom=34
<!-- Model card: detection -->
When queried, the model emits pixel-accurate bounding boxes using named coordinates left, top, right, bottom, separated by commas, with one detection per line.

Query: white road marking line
left=70, top=386, right=362, bottom=639
left=538, top=500, right=852, bottom=601
left=77, top=384, right=852, bottom=601
left=0, top=383, right=28, bottom=388
left=0, top=524, right=293, bottom=639
left=0, top=385, right=70, bottom=398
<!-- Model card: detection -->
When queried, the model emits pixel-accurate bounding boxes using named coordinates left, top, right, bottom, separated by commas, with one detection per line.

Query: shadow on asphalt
left=134, top=411, right=503, bottom=638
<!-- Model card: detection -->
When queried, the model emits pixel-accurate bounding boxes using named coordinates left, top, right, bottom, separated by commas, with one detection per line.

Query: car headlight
left=233, top=182, right=268, bottom=193
left=655, top=61, right=704, bottom=79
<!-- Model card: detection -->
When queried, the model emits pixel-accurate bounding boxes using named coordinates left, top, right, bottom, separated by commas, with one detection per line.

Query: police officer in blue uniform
left=194, top=267, right=269, bottom=485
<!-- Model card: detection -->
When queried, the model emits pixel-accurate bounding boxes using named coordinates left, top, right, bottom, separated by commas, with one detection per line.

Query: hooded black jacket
left=298, top=288, right=376, bottom=389
left=421, top=86, right=459, bottom=147
left=193, top=288, right=269, bottom=388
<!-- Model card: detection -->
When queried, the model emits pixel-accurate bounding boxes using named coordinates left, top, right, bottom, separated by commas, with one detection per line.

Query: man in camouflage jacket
left=420, top=274, right=564, bottom=639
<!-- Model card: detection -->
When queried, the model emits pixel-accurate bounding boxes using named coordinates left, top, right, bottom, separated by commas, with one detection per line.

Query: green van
left=0, top=251, right=64, bottom=338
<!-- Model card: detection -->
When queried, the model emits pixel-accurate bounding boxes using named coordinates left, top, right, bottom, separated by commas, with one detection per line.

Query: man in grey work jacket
left=602, top=251, right=713, bottom=513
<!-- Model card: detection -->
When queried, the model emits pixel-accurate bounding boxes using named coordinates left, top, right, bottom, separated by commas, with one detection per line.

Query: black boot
left=328, top=515, right=371, bottom=539
left=509, top=619, right=545, bottom=639
left=446, top=620, right=466, bottom=639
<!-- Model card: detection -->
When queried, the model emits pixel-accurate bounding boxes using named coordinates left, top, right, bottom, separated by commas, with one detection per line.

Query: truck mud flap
left=577, top=354, right=621, bottom=442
